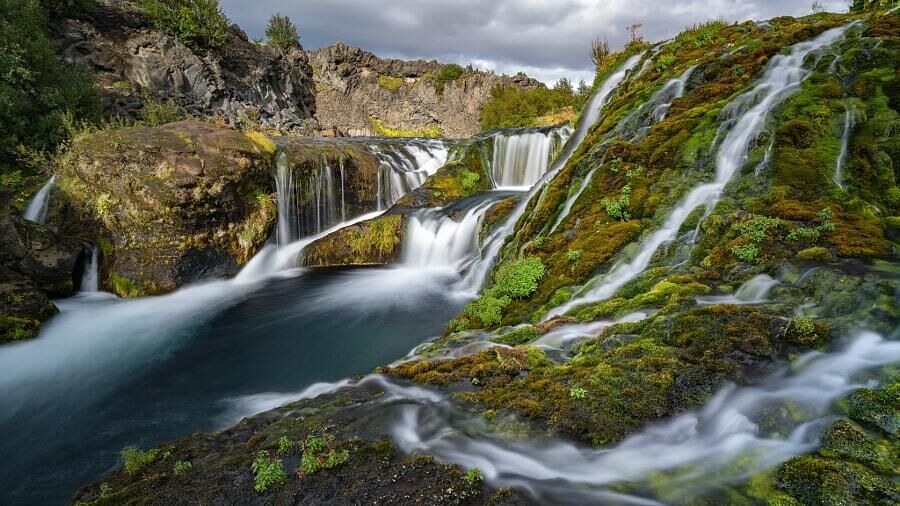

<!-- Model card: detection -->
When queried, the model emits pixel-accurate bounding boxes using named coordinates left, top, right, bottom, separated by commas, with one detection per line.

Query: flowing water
left=833, top=103, right=855, bottom=189
left=23, top=175, right=56, bottom=225
left=547, top=24, right=854, bottom=319
left=79, top=243, right=100, bottom=293
left=490, top=127, right=573, bottom=189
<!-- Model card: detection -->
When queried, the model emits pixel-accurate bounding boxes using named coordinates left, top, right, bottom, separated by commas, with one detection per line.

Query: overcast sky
left=221, top=0, right=851, bottom=85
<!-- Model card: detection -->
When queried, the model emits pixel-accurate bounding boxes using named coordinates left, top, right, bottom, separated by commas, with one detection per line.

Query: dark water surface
left=0, top=267, right=465, bottom=504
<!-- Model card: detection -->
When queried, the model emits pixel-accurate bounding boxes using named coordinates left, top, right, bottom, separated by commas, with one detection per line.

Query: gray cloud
left=220, top=0, right=851, bottom=84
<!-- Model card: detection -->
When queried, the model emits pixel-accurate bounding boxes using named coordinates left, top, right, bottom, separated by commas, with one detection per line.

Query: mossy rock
left=302, top=215, right=405, bottom=267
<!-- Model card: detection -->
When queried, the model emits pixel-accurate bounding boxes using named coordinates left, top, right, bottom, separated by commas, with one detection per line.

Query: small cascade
left=79, top=244, right=100, bottom=293
left=402, top=196, right=505, bottom=271
left=546, top=24, right=854, bottom=320
left=23, top=175, right=56, bottom=225
left=374, top=140, right=450, bottom=209
left=834, top=103, right=855, bottom=189
left=697, top=274, right=778, bottom=305
left=298, top=156, right=341, bottom=237
left=460, top=53, right=647, bottom=291
left=490, top=126, right=573, bottom=189
left=617, top=64, right=697, bottom=141
left=274, top=151, right=298, bottom=246
left=389, top=331, right=899, bottom=503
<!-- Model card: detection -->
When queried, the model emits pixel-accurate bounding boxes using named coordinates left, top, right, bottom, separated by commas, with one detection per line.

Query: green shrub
left=433, top=64, right=464, bottom=95
left=139, top=97, right=185, bottom=126
left=731, top=244, right=759, bottom=262
left=492, top=257, right=545, bottom=299
left=121, top=446, right=158, bottom=474
left=137, top=0, right=229, bottom=55
left=465, top=294, right=510, bottom=326
left=0, top=0, right=102, bottom=169
left=738, top=217, right=779, bottom=243
left=656, top=54, right=676, bottom=71
left=251, top=451, right=286, bottom=493
left=787, top=227, right=821, bottom=241
left=324, top=449, right=350, bottom=469
left=277, top=436, right=296, bottom=456
left=464, top=467, right=483, bottom=484
left=172, top=460, right=192, bottom=476
left=601, top=185, right=632, bottom=221
left=567, top=249, right=583, bottom=263
left=569, top=387, right=587, bottom=400
left=481, top=81, right=589, bottom=130
left=265, top=14, right=299, bottom=52
left=300, top=450, right=320, bottom=474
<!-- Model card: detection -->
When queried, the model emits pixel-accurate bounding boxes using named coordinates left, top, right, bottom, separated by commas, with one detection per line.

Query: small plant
left=532, top=236, right=546, bottom=250
left=738, top=216, right=779, bottom=243
left=787, top=227, right=821, bottom=241
left=139, top=97, right=185, bottom=127
left=277, top=436, right=296, bottom=456
left=784, top=317, right=824, bottom=346
left=470, top=377, right=481, bottom=386
left=492, top=257, right=546, bottom=299
left=626, top=165, right=643, bottom=179
left=324, top=449, right=350, bottom=469
left=656, top=54, right=677, bottom=71
left=731, top=244, right=759, bottom=262
left=461, top=170, right=481, bottom=191
left=464, top=467, right=484, bottom=484
left=304, top=434, right=330, bottom=453
left=300, top=450, right=320, bottom=474
left=98, top=483, right=113, bottom=498
left=121, top=446, right=158, bottom=475
left=607, top=157, right=621, bottom=174
left=112, top=81, right=133, bottom=92
left=569, top=387, right=587, bottom=400
left=173, top=460, right=192, bottom=476
left=567, top=249, right=583, bottom=263
left=601, top=185, right=632, bottom=221
left=251, top=451, right=286, bottom=493
left=732, top=65, right=745, bottom=76
left=464, top=294, right=510, bottom=327
left=265, top=13, right=299, bottom=52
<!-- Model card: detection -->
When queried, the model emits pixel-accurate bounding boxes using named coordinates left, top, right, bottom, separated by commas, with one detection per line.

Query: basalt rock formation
left=308, top=42, right=541, bottom=138
left=56, top=0, right=317, bottom=132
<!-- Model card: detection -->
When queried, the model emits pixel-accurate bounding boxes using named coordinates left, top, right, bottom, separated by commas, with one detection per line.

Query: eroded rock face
left=53, top=121, right=277, bottom=296
left=56, top=1, right=316, bottom=132
left=308, top=43, right=541, bottom=138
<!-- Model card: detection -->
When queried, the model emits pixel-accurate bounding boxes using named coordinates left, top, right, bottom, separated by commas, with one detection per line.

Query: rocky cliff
left=308, top=43, right=541, bottom=138
left=56, top=0, right=317, bottom=132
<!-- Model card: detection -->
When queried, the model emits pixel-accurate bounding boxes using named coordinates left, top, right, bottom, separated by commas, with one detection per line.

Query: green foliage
left=461, top=170, right=481, bottom=191
left=656, top=54, right=677, bottom=71
left=378, top=75, right=404, bottom=91
left=465, top=294, right=510, bottom=327
left=433, top=64, right=464, bottom=95
left=300, top=450, right=320, bottom=474
left=481, top=82, right=589, bottom=130
left=298, top=433, right=350, bottom=475
left=567, top=249, right=583, bottom=263
left=251, top=451, right=286, bottom=493
left=569, top=387, right=587, bottom=400
left=787, top=227, right=820, bottom=241
left=277, top=436, right=296, bottom=456
left=369, top=116, right=442, bottom=138
left=492, top=257, right=546, bottom=299
left=304, top=434, right=329, bottom=453
left=0, top=0, right=102, bottom=168
left=121, top=446, right=158, bottom=475
left=324, top=449, right=350, bottom=469
left=493, top=325, right=538, bottom=346
left=172, top=460, right=192, bottom=476
left=464, top=467, right=483, bottom=484
left=139, top=97, right=185, bottom=127
left=738, top=217, right=780, bottom=243
left=731, top=244, right=759, bottom=262
left=137, top=0, right=229, bottom=55
left=601, top=185, right=632, bottom=221
left=265, top=14, right=299, bottom=52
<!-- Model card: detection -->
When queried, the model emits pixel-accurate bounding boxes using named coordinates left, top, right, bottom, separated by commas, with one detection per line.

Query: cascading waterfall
left=388, top=331, right=899, bottom=503
left=546, top=24, right=854, bottom=320
left=374, top=140, right=450, bottom=209
left=549, top=64, right=697, bottom=234
left=490, top=126, right=573, bottom=189
left=274, top=150, right=298, bottom=246
left=833, top=103, right=855, bottom=189
left=23, top=175, right=56, bottom=225
left=460, top=53, right=647, bottom=291
left=79, top=244, right=99, bottom=293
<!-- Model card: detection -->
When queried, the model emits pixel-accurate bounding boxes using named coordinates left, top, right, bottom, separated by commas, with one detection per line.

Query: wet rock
left=302, top=215, right=405, bottom=267
left=0, top=215, right=85, bottom=297
left=0, top=268, right=59, bottom=345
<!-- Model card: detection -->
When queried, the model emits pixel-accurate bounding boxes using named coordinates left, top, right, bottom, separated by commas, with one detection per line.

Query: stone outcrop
left=0, top=215, right=85, bottom=344
left=56, top=1, right=316, bottom=132
left=52, top=121, right=277, bottom=296
left=301, top=215, right=405, bottom=267
left=308, top=43, right=541, bottom=138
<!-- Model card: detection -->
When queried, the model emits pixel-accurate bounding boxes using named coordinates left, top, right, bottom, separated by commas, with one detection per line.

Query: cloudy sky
left=221, top=0, right=851, bottom=85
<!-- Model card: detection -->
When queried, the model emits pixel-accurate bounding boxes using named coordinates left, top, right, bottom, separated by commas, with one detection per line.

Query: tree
left=591, top=37, right=610, bottom=69
left=265, top=13, right=299, bottom=52
left=576, top=80, right=591, bottom=96
left=554, top=78, right=573, bottom=94
left=811, top=1, right=825, bottom=13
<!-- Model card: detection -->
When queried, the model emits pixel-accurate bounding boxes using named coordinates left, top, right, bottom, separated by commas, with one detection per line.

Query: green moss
left=464, top=294, right=510, bottom=327
left=377, top=74, right=404, bottom=92
left=369, top=116, right=442, bottom=138
left=778, top=455, right=896, bottom=505
left=492, top=257, right=546, bottom=299
left=121, top=447, right=158, bottom=475
left=108, top=274, right=145, bottom=298
left=846, top=387, right=899, bottom=436
left=492, top=326, right=539, bottom=346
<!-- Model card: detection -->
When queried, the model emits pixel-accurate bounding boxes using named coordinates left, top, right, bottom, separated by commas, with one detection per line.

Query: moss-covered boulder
left=302, top=215, right=405, bottom=267
left=391, top=138, right=493, bottom=211
left=53, top=121, right=277, bottom=296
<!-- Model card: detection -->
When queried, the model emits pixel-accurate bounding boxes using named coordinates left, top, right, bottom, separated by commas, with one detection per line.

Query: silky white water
left=834, top=103, right=855, bottom=189
left=374, top=140, right=450, bottom=209
left=79, top=244, right=100, bottom=293
left=491, top=127, right=572, bottom=189
left=696, top=274, right=779, bottom=306
left=403, top=202, right=498, bottom=271
left=23, top=175, right=56, bottom=225
left=547, top=24, right=854, bottom=319
left=461, top=53, right=646, bottom=291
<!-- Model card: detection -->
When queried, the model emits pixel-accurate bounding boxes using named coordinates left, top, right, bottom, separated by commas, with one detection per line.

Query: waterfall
left=833, top=103, right=855, bottom=189
left=388, top=331, right=899, bottom=503
left=23, top=175, right=56, bottom=225
left=402, top=196, right=508, bottom=271
left=79, top=244, right=99, bottom=293
left=299, top=156, right=340, bottom=237
left=374, top=140, right=450, bottom=209
left=274, top=151, right=297, bottom=246
left=546, top=24, right=854, bottom=320
left=490, top=127, right=573, bottom=189
left=696, top=274, right=778, bottom=306
left=460, top=53, right=647, bottom=291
